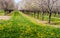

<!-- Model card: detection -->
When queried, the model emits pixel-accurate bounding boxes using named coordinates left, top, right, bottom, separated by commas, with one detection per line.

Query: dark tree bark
left=58, top=11, right=60, bottom=17
left=48, top=10, right=52, bottom=23
left=54, top=11, right=56, bottom=17
left=34, top=11, right=36, bottom=18
left=37, top=11, right=40, bottom=19
left=42, top=11, right=44, bottom=21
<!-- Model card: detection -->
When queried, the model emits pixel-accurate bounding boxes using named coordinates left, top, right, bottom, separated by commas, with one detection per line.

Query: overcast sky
left=15, top=0, right=22, bottom=3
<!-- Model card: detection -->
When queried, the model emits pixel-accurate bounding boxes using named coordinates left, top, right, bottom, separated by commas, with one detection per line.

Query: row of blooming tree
left=18, top=0, right=59, bottom=23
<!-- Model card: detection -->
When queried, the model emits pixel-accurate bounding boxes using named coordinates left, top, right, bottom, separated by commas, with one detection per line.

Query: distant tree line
left=0, top=0, right=14, bottom=15
left=0, top=0, right=60, bottom=23
left=18, top=0, right=60, bottom=23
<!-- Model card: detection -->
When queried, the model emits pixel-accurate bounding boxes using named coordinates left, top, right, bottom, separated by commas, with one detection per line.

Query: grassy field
left=0, top=11, right=60, bottom=38
left=0, top=10, right=4, bottom=16
left=25, top=12, right=60, bottom=25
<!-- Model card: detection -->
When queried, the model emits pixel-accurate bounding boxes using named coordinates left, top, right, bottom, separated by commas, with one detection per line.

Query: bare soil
left=0, top=16, right=11, bottom=20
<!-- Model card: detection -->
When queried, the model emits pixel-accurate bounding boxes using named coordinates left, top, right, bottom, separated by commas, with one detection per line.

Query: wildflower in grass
left=37, top=32, right=41, bottom=37
left=20, top=36, right=23, bottom=38
left=22, top=30, right=25, bottom=33
left=20, top=30, right=25, bottom=35
left=26, top=26, right=31, bottom=32
left=21, top=33, right=24, bottom=35
left=33, top=27, right=37, bottom=32
left=51, top=33, right=55, bottom=36
left=57, top=35, right=60, bottom=37
left=30, top=34, right=34, bottom=37
left=26, top=28, right=32, bottom=34
left=0, top=26, right=4, bottom=30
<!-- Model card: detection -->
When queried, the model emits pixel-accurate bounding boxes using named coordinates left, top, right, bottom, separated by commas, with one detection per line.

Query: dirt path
left=35, top=19, right=60, bottom=28
left=22, top=13, right=60, bottom=28
left=0, top=15, right=60, bottom=28
left=0, top=16, right=11, bottom=20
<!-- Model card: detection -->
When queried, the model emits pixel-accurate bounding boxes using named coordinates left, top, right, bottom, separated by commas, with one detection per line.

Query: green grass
left=0, top=10, right=4, bottom=16
left=0, top=11, right=60, bottom=38
left=27, top=12, right=60, bottom=25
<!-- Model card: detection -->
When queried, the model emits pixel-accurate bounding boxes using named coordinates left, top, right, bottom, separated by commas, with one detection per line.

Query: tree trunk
left=42, top=11, right=44, bottom=21
left=37, top=11, right=40, bottom=19
left=4, top=8, right=8, bottom=15
left=58, top=12, right=60, bottom=17
left=48, top=11, right=52, bottom=23
left=34, top=12, right=36, bottom=18
left=54, top=12, right=56, bottom=17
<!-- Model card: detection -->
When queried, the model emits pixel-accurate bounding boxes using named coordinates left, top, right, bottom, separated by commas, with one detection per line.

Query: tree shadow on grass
left=49, top=22, right=60, bottom=25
